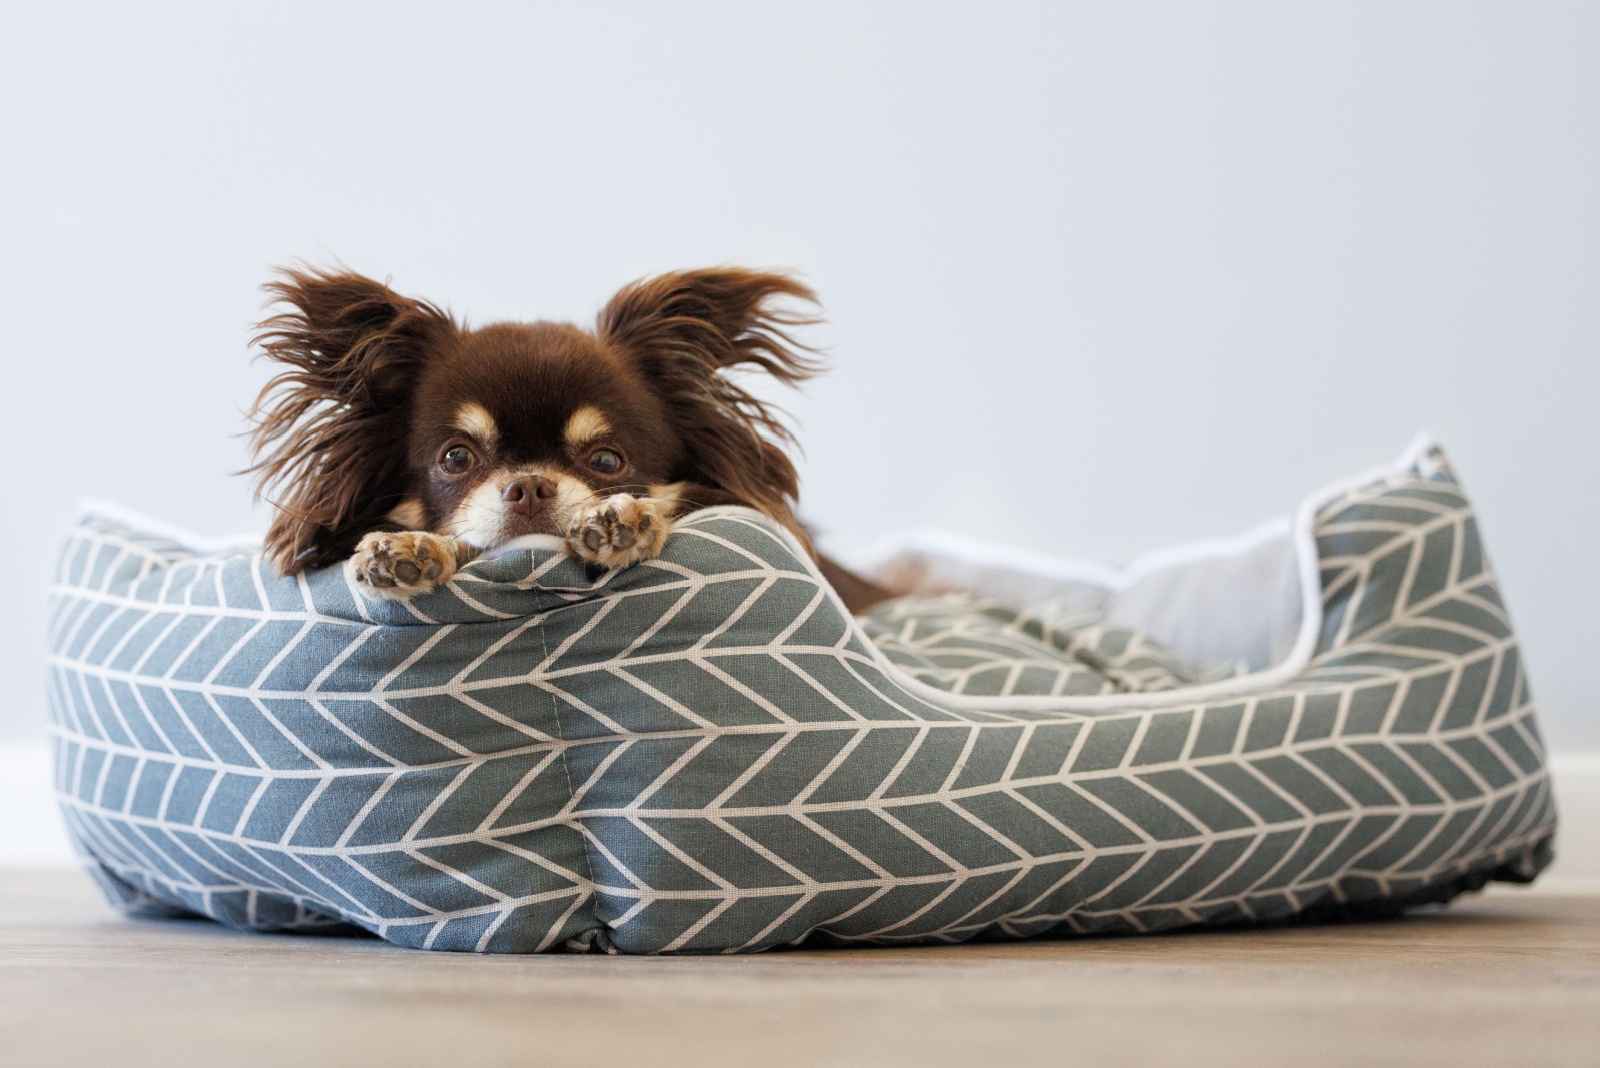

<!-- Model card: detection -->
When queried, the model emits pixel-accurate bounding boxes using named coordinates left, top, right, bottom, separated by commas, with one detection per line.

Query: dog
left=245, top=265, right=892, bottom=613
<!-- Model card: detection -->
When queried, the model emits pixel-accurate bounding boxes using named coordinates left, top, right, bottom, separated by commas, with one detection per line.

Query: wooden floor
left=3, top=871, right=1597, bottom=1068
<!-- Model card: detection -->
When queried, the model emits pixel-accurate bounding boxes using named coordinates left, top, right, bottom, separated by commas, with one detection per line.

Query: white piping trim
left=74, top=433, right=1439, bottom=714
left=848, top=515, right=1295, bottom=593
left=76, top=498, right=263, bottom=554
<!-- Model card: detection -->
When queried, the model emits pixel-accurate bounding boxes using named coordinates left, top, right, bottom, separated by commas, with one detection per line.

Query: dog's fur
left=245, top=265, right=891, bottom=612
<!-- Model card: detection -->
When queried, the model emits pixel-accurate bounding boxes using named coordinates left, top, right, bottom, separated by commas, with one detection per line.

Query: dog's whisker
left=570, top=485, right=656, bottom=507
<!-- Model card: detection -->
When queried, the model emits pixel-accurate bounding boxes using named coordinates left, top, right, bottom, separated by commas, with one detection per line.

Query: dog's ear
left=598, top=268, right=822, bottom=544
left=246, top=266, right=452, bottom=574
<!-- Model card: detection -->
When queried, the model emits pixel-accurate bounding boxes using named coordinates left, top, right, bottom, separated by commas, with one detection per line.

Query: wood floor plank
left=3, top=871, right=1597, bottom=1067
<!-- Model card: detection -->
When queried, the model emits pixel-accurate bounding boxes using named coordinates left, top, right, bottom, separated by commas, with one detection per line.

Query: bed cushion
left=858, top=594, right=1225, bottom=695
left=47, top=440, right=1556, bottom=952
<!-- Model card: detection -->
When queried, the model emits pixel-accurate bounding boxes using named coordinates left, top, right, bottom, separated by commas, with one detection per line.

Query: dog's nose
left=501, top=475, right=558, bottom=516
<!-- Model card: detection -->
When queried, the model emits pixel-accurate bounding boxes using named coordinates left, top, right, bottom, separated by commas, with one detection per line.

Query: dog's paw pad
left=348, top=532, right=456, bottom=599
left=565, top=494, right=669, bottom=569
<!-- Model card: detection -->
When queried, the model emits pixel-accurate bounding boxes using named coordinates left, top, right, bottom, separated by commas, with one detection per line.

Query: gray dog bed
left=47, top=437, right=1555, bottom=952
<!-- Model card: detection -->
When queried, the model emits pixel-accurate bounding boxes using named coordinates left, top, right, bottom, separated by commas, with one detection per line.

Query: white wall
left=2, top=3, right=1596, bottom=746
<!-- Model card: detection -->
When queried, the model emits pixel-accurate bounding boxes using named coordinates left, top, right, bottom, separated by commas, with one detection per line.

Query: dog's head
left=247, top=266, right=819, bottom=574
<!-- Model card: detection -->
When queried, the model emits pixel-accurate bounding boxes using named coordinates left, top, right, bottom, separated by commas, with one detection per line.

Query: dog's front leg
left=346, top=531, right=474, bottom=599
left=564, top=493, right=673, bottom=569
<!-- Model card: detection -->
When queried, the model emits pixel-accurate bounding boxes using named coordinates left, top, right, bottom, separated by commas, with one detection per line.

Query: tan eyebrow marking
left=564, top=405, right=611, bottom=446
left=453, top=402, right=498, bottom=447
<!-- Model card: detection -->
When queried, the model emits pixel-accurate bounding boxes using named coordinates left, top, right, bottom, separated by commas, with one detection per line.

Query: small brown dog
left=246, top=265, right=890, bottom=612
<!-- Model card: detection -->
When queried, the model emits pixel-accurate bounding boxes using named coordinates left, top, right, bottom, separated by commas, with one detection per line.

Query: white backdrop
left=2, top=3, right=1595, bottom=746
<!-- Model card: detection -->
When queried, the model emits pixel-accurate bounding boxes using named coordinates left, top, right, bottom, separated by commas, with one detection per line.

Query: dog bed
left=47, top=436, right=1556, bottom=953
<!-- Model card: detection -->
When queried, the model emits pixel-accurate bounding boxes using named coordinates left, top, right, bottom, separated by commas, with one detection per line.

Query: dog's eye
left=440, top=446, right=474, bottom=475
left=588, top=448, right=624, bottom=475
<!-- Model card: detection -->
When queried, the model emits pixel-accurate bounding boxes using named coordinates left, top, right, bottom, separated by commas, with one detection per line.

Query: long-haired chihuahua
left=245, top=265, right=890, bottom=611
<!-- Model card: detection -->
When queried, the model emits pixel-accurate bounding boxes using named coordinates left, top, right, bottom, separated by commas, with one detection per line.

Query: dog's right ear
left=246, top=266, right=452, bottom=575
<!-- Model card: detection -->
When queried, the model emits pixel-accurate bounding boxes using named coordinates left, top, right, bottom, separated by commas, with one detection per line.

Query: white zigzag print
left=46, top=446, right=1555, bottom=953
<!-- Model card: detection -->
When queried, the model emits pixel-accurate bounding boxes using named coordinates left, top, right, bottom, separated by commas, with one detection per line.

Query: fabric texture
left=858, top=595, right=1226, bottom=696
left=47, top=445, right=1556, bottom=953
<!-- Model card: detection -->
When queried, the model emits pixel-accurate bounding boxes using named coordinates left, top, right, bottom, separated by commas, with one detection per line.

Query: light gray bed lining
left=844, top=434, right=1438, bottom=705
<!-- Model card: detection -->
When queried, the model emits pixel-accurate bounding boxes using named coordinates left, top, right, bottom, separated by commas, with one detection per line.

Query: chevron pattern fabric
left=859, top=594, right=1220, bottom=696
left=47, top=446, right=1555, bottom=953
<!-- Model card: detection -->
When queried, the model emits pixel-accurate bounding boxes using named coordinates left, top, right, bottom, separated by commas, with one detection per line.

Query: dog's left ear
left=597, top=268, right=822, bottom=542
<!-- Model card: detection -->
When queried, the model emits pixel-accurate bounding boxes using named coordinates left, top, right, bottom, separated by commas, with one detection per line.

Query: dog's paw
left=346, top=531, right=457, bottom=600
left=565, top=494, right=670, bottom=569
